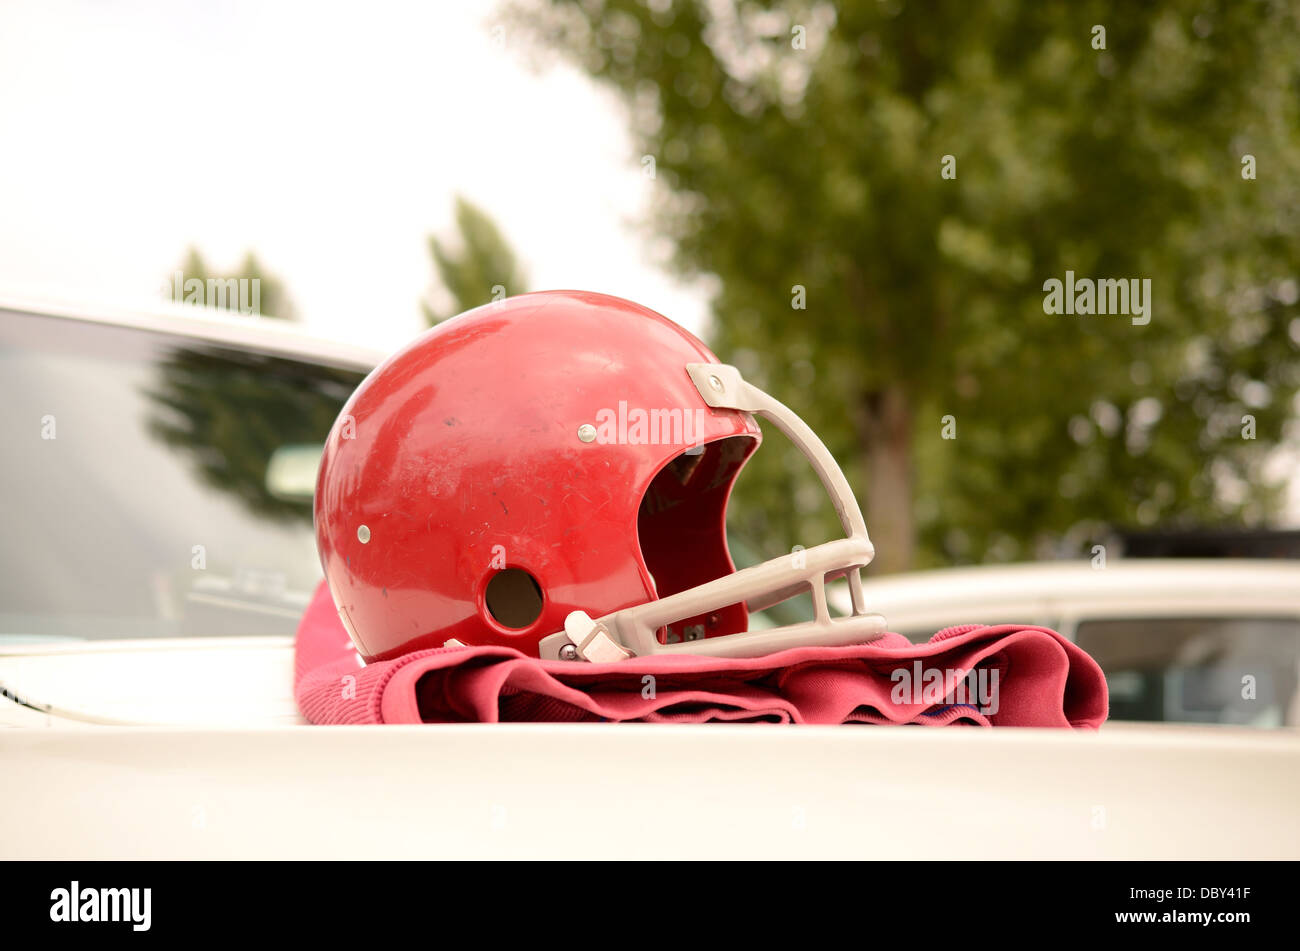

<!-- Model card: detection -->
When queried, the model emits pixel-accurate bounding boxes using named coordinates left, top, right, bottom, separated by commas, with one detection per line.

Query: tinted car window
left=1075, top=617, right=1300, bottom=727
left=0, top=309, right=366, bottom=641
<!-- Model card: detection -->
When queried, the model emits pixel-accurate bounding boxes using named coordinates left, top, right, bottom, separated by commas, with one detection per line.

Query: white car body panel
left=0, top=293, right=388, bottom=371
left=2, top=635, right=1298, bottom=859
left=2, top=721, right=1297, bottom=859
left=0, top=638, right=302, bottom=727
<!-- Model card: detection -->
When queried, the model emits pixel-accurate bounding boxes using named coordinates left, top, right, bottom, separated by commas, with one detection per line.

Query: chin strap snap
left=559, top=611, right=635, bottom=663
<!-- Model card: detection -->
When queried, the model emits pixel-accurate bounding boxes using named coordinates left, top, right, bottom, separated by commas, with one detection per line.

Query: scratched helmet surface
left=315, top=290, right=883, bottom=663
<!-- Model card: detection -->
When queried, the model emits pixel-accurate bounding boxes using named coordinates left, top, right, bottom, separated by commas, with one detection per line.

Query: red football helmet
left=315, top=290, right=883, bottom=663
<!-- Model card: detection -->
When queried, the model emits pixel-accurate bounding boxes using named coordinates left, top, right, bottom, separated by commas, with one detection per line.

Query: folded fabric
left=294, top=581, right=1107, bottom=728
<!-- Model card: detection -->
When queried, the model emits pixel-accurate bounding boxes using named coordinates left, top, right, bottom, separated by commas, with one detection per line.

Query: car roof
left=0, top=294, right=388, bottom=372
left=837, top=558, right=1300, bottom=626
left=862, top=557, right=1300, bottom=597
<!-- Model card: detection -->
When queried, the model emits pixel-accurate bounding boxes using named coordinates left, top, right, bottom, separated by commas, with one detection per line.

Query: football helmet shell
left=315, top=290, right=883, bottom=663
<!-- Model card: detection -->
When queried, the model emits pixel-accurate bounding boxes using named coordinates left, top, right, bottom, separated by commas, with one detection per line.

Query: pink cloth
left=294, top=581, right=1107, bottom=727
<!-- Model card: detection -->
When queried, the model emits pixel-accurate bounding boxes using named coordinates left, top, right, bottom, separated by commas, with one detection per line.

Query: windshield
left=0, top=309, right=367, bottom=642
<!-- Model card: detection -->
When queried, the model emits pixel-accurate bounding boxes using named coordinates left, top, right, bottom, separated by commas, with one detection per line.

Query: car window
left=1075, top=616, right=1300, bottom=727
left=0, top=309, right=367, bottom=641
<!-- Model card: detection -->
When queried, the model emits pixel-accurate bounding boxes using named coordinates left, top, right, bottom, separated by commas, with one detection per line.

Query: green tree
left=172, top=248, right=297, bottom=320
left=516, top=0, right=1300, bottom=573
left=423, top=195, right=529, bottom=324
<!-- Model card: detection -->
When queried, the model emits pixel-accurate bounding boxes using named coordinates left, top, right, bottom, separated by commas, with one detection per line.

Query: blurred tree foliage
left=515, top=0, right=1300, bottom=572
left=423, top=195, right=529, bottom=324
left=174, top=247, right=297, bottom=321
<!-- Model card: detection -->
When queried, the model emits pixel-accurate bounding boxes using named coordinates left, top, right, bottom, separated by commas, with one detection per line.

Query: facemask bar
left=537, top=363, right=886, bottom=662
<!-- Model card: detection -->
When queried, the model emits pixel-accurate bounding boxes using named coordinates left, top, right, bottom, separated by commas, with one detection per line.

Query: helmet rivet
left=577, top=423, right=597, bottom=443
left=708, top=374, right=724, bottom=392
left=357, top=525, right=371, bottom=544
left=559, top=644, right=580, bottom=661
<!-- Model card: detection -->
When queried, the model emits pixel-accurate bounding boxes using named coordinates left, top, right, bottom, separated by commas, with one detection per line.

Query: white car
left=2, top=298, right=1298, bottom=860
left=833, top=559, right=1300, bottom=728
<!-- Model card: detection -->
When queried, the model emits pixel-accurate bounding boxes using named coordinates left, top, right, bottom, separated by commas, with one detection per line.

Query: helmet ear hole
left=484, top=568, right=544, bottom=629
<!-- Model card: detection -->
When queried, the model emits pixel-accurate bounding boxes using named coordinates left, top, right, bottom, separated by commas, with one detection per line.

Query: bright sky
left=2, top=0, right=1297, bottom=525
left=0, top=0, right=710, bottom=352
